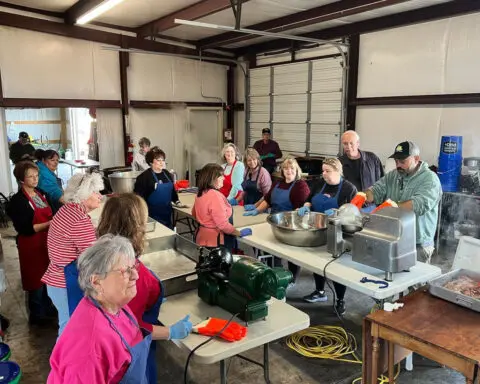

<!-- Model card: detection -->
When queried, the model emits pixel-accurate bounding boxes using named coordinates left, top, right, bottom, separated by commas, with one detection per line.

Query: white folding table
left=237, top=223, right=442, bottom=301
left=158, top=290, right=310, bottom=384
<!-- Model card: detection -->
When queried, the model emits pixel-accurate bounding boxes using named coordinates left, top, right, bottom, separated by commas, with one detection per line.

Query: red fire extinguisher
left=126, top=135, right=134, bottom=166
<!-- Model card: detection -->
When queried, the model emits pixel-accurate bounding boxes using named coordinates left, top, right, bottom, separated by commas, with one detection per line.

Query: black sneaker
left=303, top=290, right=328, bottom=303
left=335, top=300, right=346, bottom=316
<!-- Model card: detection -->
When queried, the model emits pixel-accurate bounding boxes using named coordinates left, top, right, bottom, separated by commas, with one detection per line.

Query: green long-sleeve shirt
left=370, top=161, right=442, bottom=246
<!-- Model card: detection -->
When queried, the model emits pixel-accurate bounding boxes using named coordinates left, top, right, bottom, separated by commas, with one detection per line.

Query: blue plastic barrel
left=438, top=136, right=463, bottom=192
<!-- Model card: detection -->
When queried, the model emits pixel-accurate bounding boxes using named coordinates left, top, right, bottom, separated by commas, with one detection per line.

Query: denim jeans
left=46, top=285, right=70, bottom=336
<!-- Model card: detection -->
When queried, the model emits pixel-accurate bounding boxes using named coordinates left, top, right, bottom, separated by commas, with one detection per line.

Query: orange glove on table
left=193, top=317, right=248, bottom=342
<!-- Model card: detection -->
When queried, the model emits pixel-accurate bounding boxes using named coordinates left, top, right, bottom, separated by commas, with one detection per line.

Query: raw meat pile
left=444, top=275, right=480, bottom=299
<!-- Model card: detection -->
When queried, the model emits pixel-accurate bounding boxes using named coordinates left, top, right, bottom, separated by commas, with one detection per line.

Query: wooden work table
left=363, top=290, right=480, bottom=383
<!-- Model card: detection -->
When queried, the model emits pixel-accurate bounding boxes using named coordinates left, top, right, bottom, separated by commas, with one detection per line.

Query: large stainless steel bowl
left=108, top=171, right=143, bottom=193
left=267, top=211, right=328, bottom=247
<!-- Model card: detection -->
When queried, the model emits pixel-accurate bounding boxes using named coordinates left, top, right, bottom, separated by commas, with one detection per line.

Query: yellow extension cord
left=286, top=322, right=400, bottom=384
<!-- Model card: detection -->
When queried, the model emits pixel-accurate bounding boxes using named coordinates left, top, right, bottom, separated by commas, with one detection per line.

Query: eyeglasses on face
left=110, top=259, right=140, bottom=278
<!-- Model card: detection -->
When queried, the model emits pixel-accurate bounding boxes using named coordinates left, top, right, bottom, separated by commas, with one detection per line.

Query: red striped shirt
left=42, top=203, right=97, bottom=288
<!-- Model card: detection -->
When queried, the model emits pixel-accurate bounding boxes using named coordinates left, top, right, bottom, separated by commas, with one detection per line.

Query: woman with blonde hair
left=97, top=193, right=192, bottom=383
left=230, top=147, right=271, bottom=207
left=219, top=143, right=245, bottom=204
left=244, top=157, right=309, bottom=271
left=297, top=158, right=357, bottom=315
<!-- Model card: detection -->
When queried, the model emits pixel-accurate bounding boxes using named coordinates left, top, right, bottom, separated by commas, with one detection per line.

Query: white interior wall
left=127, top=53, right=227, bottom=177
left=5, top=108, right=61, bottom=145
left=96, top=109, right=124, bottom=169
left=356, top=12, right=480, bottom=166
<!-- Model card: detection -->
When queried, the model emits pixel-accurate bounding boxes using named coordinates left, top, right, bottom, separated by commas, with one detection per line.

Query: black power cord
left=184, top=312, right=240, bottom=384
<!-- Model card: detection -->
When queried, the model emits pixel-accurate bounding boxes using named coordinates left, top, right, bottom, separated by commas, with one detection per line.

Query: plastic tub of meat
left=429, top=236, right=480, bottom=312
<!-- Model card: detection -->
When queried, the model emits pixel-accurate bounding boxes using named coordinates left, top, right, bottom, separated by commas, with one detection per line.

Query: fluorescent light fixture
left=174, top=19, right=349, bottom=48
left=76, top=0, right=125, bottom=25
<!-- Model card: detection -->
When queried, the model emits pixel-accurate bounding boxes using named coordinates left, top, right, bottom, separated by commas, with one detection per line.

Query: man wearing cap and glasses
left=253, top=128, right=283, bottom=175
left=363, top=141, right=442, bottom=264
left=9, top=131, right=35, bottom=164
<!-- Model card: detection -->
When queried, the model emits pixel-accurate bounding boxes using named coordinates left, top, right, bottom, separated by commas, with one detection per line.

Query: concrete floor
left=0, top=224, right=467, bottom=384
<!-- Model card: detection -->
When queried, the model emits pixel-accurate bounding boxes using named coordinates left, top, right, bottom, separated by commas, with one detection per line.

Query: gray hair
left=407, top=141, right=420, bottom=156
left=77, top=235, right=135, bottom=298
left=63, top=172, right=104, bottom=203
left=341, top=130, right=360, bottom=142
left=221, top=143, right=242, bottom=162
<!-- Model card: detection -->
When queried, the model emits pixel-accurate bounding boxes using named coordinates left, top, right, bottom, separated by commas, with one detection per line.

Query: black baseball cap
left=19, top=131, right=29, bottom=139
left=262, top=128, right=271, bottom=134
left=388, top=141, right=419, bottom=160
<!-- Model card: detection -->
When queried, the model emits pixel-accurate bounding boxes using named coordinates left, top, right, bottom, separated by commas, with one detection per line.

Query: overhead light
left=174, top=19, right=349, bottom=48
left=76, top=0, right=125, bottom=25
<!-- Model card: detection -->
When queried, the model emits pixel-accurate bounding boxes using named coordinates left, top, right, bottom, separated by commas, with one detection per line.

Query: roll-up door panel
left=249, top=95, right=270, bottom=122
left=274, top=62, right=308, bottom=95
left=309, top=126, right=341, bottom=156
left=273, top=123, right=306, bottom=154
left=250, top=68, right=271, bottom=96
left=273, top=94, right=308, bottom=123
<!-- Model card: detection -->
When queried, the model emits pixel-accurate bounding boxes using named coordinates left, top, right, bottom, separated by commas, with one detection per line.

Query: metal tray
left=140, top=235, right=198, bottom=297
left=428, top=268, right=480, bottom=312
left=146, top=217, right=156, bottom=233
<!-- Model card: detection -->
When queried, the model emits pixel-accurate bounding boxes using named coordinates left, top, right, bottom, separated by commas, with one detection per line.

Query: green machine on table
left=196, top=247, right=292, bottom=323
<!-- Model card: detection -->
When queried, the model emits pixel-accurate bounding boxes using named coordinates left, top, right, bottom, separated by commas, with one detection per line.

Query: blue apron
left=147, top=170, right=173, bottom=229
left=270, top=181, right=296, bottom=213
left=311, top=178, right=344, bottom=213
left=65, top=261, right=83, bottom=316
left=141, top=268, right=165, bottom=384
left=90, top=298, right=151, bottom=384
left=241, top=168, right=263, bottom=205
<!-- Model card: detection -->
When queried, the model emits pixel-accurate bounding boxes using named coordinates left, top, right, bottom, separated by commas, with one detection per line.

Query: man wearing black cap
left=9, top=132, right=35, bottom=164
left=363, top=141, right=442, bottom=263
left=253, top=128, right=283, bottom=174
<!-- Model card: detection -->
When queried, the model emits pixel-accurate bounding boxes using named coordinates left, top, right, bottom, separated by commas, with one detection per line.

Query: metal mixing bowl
left=267, top=211, right=327, bottom=247
left=108, top=171, right=143, bottom=193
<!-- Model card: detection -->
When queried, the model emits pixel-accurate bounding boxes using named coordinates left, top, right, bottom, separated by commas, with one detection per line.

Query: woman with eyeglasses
left=97, top=193, right=192, bottom=383
left=7, top=160, right=56, bottom=325
left=47, top=235, right=192, bottom=384
left=134, top=146, right=181, bottom=229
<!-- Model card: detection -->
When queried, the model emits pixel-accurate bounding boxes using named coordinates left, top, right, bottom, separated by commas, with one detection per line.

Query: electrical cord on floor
left=351, top=363, right=401, bottom=384
left=183, top=312, right=240, bottom=384
left=286, top=251, right=401, bottom=383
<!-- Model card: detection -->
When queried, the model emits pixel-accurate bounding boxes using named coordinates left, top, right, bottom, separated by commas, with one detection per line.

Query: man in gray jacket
left=339, top=130, right=384, bottom=192
left=365, top=141, right=442, bottom=263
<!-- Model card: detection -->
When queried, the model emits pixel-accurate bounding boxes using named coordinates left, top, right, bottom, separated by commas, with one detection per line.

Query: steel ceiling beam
left=235, top=0, right=480, bottom=55
left=137, top=0, right=250, bottom=39
left=198, top=0, right=409, bottom=48
left=64, top=0, right=104, bottom=25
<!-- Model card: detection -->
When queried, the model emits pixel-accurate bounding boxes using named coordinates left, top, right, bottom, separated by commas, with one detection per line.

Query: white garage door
left=248, top=56, right=344, bottom=157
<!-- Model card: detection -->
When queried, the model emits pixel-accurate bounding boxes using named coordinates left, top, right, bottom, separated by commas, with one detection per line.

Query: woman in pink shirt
left=48, top=235, right=192, bottom=384
left=192, top=163, right=252, bottom=249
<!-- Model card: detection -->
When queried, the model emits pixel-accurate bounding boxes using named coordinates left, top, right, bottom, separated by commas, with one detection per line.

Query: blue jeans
left=46, top=285, right=70, bottom=336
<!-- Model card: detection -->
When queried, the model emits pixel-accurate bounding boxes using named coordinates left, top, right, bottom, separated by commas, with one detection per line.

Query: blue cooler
left=438, top=136, right=462, bottom=192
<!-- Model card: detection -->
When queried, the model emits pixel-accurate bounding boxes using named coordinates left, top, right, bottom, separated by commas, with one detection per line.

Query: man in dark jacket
left=9, top=131, right=35, bottom=164
left=253, top=128, right=283, bottom=174
left=338, top=130, right=384, bottom=192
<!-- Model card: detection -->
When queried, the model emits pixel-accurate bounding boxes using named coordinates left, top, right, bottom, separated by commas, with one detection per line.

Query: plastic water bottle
left=65, top=149, right=73, bottom=161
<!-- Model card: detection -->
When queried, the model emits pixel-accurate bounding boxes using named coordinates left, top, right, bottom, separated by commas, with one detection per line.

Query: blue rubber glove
left=324, top=209, right=335, bottom=216
left=244, top=204, right=256, bottom=211
left=228, top=198, right=238, bottom=206
left=297, top=206, right=310, bottom=217
left=243, top=209, right=259, bottom=216
left=239, top=228, right=252, bottom=237
left=168, top=315, right=192, bottom=340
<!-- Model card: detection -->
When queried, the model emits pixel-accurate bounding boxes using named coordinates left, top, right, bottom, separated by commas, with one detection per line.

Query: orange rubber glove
left=371, top=199, right=398, bottom=214
left=193, top=318, right=248, bottom=342
left=350, top=192, right=367, bottom=209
